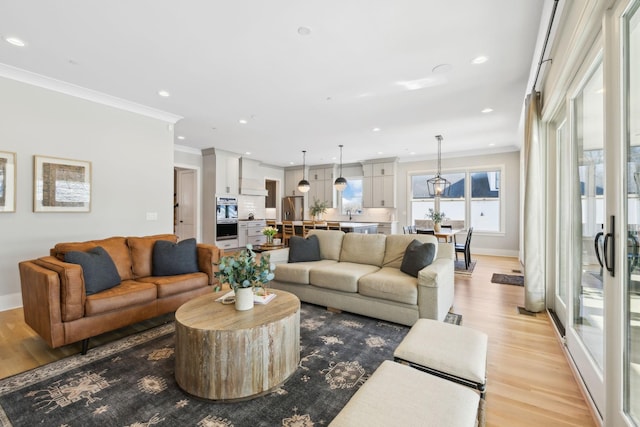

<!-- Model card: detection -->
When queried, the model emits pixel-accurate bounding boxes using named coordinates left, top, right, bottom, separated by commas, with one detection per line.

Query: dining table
left=415, top=228, right=463, bottom=243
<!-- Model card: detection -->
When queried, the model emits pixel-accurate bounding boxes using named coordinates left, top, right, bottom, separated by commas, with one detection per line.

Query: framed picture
left=34, top=155, right=92, bottom=212
left=0, top=151, right=16, bottom=213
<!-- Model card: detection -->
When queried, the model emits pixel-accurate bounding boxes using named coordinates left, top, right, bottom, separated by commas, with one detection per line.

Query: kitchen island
left=277, top=221, right=378, bottom=234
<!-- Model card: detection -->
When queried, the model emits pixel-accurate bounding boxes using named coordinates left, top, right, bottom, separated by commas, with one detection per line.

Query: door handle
left=594, top=231, right=604, bottom=268
left=603, top=215, right=615, bottom=277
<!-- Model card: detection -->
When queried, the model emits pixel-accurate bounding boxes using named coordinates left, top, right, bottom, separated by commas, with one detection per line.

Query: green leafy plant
left=310, top=198, right=329, bottom=219
left=215, top=244, right=275, bottom=292
left=262, top=226, right=278, bottom=237
left=426, top=208, right=446, bottom=224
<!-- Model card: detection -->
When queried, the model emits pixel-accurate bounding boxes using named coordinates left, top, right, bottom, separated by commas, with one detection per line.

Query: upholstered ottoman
left=329, top=360, right=480, bottom=427
left=394, top=318, right=488, bottom=397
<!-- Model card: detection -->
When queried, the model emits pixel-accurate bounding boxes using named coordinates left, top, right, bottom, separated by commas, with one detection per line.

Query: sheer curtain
left=523, top=91, right=546, bottom=312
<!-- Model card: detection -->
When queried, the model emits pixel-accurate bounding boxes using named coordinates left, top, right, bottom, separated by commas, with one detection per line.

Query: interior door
left=562, top=54, right=605, bottom=414
left=175, top=168, right=196, bottom=241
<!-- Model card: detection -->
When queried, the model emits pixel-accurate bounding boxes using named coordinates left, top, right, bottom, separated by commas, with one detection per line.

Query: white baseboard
left=0, top=293, right=22, bottom=312
left=472, top=247, right=520, bottom=258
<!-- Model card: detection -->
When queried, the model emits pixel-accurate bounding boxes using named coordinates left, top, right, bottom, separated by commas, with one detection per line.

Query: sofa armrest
left=19, top=259, right=70, bottom=348
left=263, top=248, right=290, bottom=265
left=31, top=256, right=87, bottom=322
left=416, top=257, right=455, bottom=321
left=436, top=242, right=454, bottom=261
left=197, top=243, right=221, bottom=286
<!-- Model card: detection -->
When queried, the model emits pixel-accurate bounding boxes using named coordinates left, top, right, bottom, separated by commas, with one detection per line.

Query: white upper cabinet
left=308, top=165, right=335, bottom=208
left=284, top=168, right=304, bottom=197
left=363, top=161, right=397, bottom=208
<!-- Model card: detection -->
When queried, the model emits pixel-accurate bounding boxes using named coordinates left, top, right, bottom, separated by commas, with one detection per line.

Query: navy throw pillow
left=400, top=239, right=436, bottom=277
left=65, top=246, right=121, bottom=295
left=288, top=235, right=321, bottom=263
left=152, top=238, right=199, bottom=276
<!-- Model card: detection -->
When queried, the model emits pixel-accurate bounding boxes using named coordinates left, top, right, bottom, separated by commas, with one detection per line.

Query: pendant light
left=426, top=135, right=451, bottom=197
left=334, top=144, right=347, bottom=191
left=297, top=150, right=310, bottom=193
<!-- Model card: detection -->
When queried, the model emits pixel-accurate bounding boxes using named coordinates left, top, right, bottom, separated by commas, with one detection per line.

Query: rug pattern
left=0, top=304, right=417, bottom=427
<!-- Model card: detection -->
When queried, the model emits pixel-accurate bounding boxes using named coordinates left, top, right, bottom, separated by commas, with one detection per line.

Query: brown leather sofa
left=18, top=234, right=220, bottom=353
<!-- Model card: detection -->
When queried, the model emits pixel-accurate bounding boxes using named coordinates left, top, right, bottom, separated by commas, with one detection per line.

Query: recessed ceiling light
left=289, top=161, right=294, bottom=165
left=5, top=36, right=26, bottom=47
left=489, top=143, right=495, bottom=147
left=372, top=127, right=381, bottom=132
left=245, top=151, right=251, bottom=155
left=297, top=26, right=312, bottom=36
left=481, top=108, right=494, bottom=113
left=377, top=151, right=384, bottom=155
left=177, top=135, right=185, bottom=140
left=239, top=119, right=248, bottom=124
left=157, top=90, right=170, bottom=97
left=471, top=56, right=489, bottom=64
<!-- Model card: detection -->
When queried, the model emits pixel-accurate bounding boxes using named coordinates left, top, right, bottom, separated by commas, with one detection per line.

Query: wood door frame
left=174, top=163, right=201, bottom=242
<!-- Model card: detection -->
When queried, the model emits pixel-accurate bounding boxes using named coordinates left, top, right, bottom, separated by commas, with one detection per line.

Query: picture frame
left=0, top=151, right=16, bottom=213
left=33, top=155, right=91, bottom=213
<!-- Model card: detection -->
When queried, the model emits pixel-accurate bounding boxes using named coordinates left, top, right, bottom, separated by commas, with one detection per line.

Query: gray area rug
left=455, top=259, right=477, bottom=276
left=491, top=273, right=525, bottom=286
left=0, top=304, right=461, bottom=427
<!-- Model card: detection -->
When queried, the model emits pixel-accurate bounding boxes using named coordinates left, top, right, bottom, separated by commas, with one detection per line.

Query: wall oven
left=215, top=196, right=238, bottom=240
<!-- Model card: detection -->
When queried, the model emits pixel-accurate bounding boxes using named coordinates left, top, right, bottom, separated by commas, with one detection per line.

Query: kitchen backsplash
left=238, top=195, right=267, bottom=220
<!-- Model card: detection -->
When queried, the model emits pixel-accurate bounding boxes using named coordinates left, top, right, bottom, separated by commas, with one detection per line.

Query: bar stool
left=282, top=221, right=295, bottom=245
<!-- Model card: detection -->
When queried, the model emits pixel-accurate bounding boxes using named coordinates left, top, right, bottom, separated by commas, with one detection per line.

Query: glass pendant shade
left=298, top=150, right=311, bottom=193
left=334, top=144, right=348, bottom=191
left=427, top=135, right=450, bottom=197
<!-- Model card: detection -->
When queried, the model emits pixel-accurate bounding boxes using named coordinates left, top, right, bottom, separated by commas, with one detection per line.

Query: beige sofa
left=268, top=230, right=455, bottom=325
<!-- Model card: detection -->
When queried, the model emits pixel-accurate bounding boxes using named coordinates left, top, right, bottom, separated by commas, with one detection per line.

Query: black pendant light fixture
left=426, top=135, right=451, bottom=197
left=297, top=150, right=310, bottom=193
left=334, top=144, right=347, bottom=191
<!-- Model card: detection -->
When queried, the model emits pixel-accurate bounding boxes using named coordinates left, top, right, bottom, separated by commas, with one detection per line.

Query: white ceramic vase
left=434, top=222, right=441, bottom=232
left=235, top=287, right=254, bottom=311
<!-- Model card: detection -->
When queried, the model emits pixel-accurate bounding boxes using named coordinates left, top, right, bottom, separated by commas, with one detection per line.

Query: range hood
left=239, top=157, right=268, bottom=196
left=239, top=178, right=268, bottom=196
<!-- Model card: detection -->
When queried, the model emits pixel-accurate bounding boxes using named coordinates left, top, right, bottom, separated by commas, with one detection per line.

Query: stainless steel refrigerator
left=282, top=196, right=304, bottom=221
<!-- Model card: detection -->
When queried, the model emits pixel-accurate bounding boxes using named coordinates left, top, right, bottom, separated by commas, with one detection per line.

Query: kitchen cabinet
left=216, top=152, right=240, bottom=195
left=308, top=165, right=335, bottom=208
left=363, top=161, right=396, bottom=208
left=377, top=222, right=399, bottom=235
left=239, top=220, right=266, bottom=247
left=284, top=168, right=305, bottom=197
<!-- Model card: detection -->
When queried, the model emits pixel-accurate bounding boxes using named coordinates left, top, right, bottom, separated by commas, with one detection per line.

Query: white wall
left=397, top=150, right=521, bottom=257
left=0, top=77, right=175, bottom=310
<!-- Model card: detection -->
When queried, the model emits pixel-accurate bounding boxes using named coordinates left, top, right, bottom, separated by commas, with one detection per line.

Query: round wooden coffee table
left=174, top=289, right=300, bottom=401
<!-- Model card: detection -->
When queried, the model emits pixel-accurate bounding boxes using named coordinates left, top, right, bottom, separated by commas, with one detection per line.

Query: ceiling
left=0, top=1, right=545, bottom=167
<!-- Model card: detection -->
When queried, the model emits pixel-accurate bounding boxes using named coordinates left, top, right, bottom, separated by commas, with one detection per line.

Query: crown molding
left=0, top=63, right=183, bottom=124
left=173, top=144, right=202, bottom=155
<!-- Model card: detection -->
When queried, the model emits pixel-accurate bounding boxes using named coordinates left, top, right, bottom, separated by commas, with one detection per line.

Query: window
left=341, top=177, right=363, bottom=215
left=410, top=168, right=503, bottom=232
left=470, top=170, right=500, bottom=231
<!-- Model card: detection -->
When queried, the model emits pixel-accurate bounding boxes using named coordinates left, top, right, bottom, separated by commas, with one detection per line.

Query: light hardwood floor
left=0, top=255, right=597, bottom=426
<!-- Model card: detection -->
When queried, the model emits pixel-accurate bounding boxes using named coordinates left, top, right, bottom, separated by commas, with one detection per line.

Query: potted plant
left=262, top=226, right=278, bottom=245
left=309, top=198, right=329, bottom=221
left=215, top=244, right=275, bottom=311
left=426, top=208, right=447, bottom=232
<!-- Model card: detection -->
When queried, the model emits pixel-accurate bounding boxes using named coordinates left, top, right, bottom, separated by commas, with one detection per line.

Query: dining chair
left=326, top=221, right=342, bottom=231
left=455, top=227, right=474, bottom=269
left=282, top=221, right=295, bottom=245
left=441, top=224, right=455, bottom=243
left=417, top=229, right=435, bottom=235
left=302, top=220, right=316, bottom=237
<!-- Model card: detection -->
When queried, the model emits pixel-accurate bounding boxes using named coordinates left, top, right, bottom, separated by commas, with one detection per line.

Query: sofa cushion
left=400, top=240, right=436, bottom=277
left=84, top=280, right=157, bottom=316
left=340, top=233, right=387, bottom=267
left=288, top=235, right=321, bottom=263
left=152, top=238, right=199, bottom=276
left=382, top=234, right=439, bottom=269
left=309, top=262, right=380, bottom=292
left=128, top=234, right=177, bottom=278
left=307, top=230, right=345, bottom=260
left=53, top=236, right=133, bottom=281
left=274, top=259, right=338, bottom=284
left=64, top=247, right=122, bottom=295
left=138, top=272, right=209, bottom=298
left=359, top=267, right=418, bottom=305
